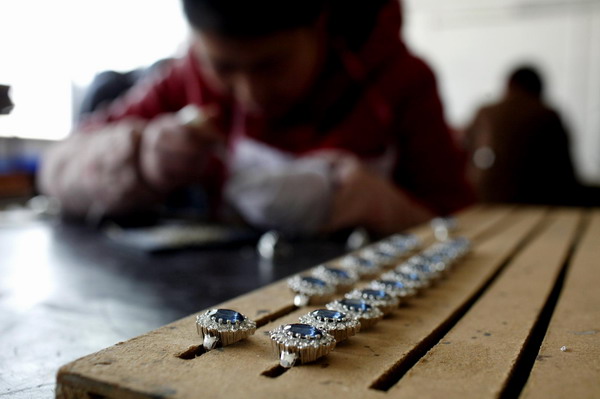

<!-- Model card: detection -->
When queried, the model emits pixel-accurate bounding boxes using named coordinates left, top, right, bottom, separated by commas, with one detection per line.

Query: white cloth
left=224, top=138, right=334, bottom=234
left=224, top=137, right=397, bottom=234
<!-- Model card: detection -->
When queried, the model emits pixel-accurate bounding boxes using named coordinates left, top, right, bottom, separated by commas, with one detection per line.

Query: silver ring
left=383, top=233, right=421, bottom=251
left=381, top=268, right=429, bottom=290
left=287, top=275, right=336, bottom=306
left=369, top=278, right=418, bottom=299
left=423, top=250, right=454, bottom=274
left=269, top=323, right=336, bottom=368
left=344, top=288, right=400, bottom=315
left=196, top=309, right=257, bottom=350
left=421, top=237, right=471, bottom=274
left=401, top=257, right=442, bottom=281
left=358, top=247, right=398, bottom=266
left=444, top=237, right=471, bottom=258
left=338, top=254, right=382, bottom=278
left=326, top=298, right=383, bottom=330
left=430, top=216, right=457, bottom=241
left=299, top=309, right=361, bottom=342
left=311, top=265, right=359, bottom=293
left=371, top=240, right=411, bottom=258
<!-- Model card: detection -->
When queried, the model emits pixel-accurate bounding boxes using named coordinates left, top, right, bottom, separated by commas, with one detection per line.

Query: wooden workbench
left=56, top=206, right=600, bottom=398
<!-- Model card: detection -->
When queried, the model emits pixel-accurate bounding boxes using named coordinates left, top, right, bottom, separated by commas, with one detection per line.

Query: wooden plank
left=387, top=208, right=582, bottom=399
left=451, top=204, right=514, bottom=242
left=521, top=210, right=600, bottom=399
left=56, top=206, right=540, bottom=399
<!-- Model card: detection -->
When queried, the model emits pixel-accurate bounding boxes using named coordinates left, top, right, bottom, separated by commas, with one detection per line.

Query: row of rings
left=193, top=234, right=420, bottom=355
left=271, top=234, right=471, bottom=367
left=288, top=233, right=470, bottom=307
left=289, top=233, right=422, bottom=307
left=194, top=230, right=470, bottom=368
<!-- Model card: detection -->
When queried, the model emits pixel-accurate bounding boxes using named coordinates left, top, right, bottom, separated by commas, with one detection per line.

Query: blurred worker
left=464, top=66, right=580, bottom=205
left=39, top=0, right=474, bottom=235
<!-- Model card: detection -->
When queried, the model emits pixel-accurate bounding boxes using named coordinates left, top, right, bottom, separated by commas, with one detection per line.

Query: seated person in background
left=464, top=66, right=580, bottom=205
left=39, top=0, right=474, bottom=236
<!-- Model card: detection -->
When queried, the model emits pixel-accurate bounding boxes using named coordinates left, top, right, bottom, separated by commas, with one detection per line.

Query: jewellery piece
left=311, top=265, right=359, bottom=293
left=433, top=237, right=471, bottom=258
left=400, top=236, right=471, bottom=279
left=381, top=268, right=429, bottom=290
left=269, top=323, right=336, bottom=368
left=375, top=242, right=406, bottom=258
left=382, top=234, right=421, bottom=252
left=257, top=230, right=283, bottom=260
left=422, top=242, right=459, bottom=273
left=430, top=216, right=457, bottom=241
left=424, top=237, right=471, bottom=274
left=196, top=309, right=257, bottom=350
left=338, top=254, right=382, bottom=278
left=288, top=276, right=336, bottom=307
left=421, top=250, right=453, bottom=274
left=344, top=288, right=400, bottom=315
left=403, top=256, right=443, bottom=281
left=446, top=237, right=471, bottom=258
left=326, top=298, right=383, bottom=329
left=369, top=279, right=418, bottom=299
left=299, top=309, right=360, bottom=342
left=358, top=246, right=398, bottom=266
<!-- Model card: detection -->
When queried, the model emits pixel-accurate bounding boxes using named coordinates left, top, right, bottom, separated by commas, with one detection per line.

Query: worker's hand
left=314, top=151, right=380, bottom=231
left=313, top=151, right=434, bottom=234
left=139, top=107, right=223, bottom=192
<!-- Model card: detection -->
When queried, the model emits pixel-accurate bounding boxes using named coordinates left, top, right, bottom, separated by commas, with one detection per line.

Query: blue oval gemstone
left=357, top=257, right=376, bottom=267
left=389, top=236, right=409, bottom=247
left=311, top=309, right=345, bottom=321
left=397, top=271, right=421, bottom=281
left=208, top=309, right=244, bottom=323
left=391, top=270, right=416, bottom=281
left=340, top=299, right=371, bottom=312
left=361, top=289, right=390, bottom=300
left=416, top=263, right=433, bottom=273
left=325, top=267, right=350, bottom=279
left=389, top=241, right=407, bottom=249
left=375, top=250, right=394, bottom=259
left=285, top=323, right=323, bottom=338
left=380, top=280, right=407, bottom=289
left=302, top=277, right=327, bottom=286
left=427, top=254, right=444, bottom=263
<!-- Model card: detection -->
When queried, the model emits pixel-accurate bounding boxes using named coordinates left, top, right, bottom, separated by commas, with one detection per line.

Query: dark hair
left=182, top=0, right=325, bottom=38
left=182, top=0, right=389, bottom=48
left=508, top=66, right=544, bottom=97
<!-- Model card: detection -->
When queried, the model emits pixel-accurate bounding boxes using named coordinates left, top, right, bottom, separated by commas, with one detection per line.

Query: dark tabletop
left=0, top=215, right=346, bottom=398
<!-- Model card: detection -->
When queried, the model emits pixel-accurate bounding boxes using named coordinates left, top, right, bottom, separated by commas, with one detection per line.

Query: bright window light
left=0, top=0, right=189, bottom=140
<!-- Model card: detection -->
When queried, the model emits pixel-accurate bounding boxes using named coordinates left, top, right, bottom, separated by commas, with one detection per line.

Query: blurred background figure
left=463, top=65, right=582, bottom=205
